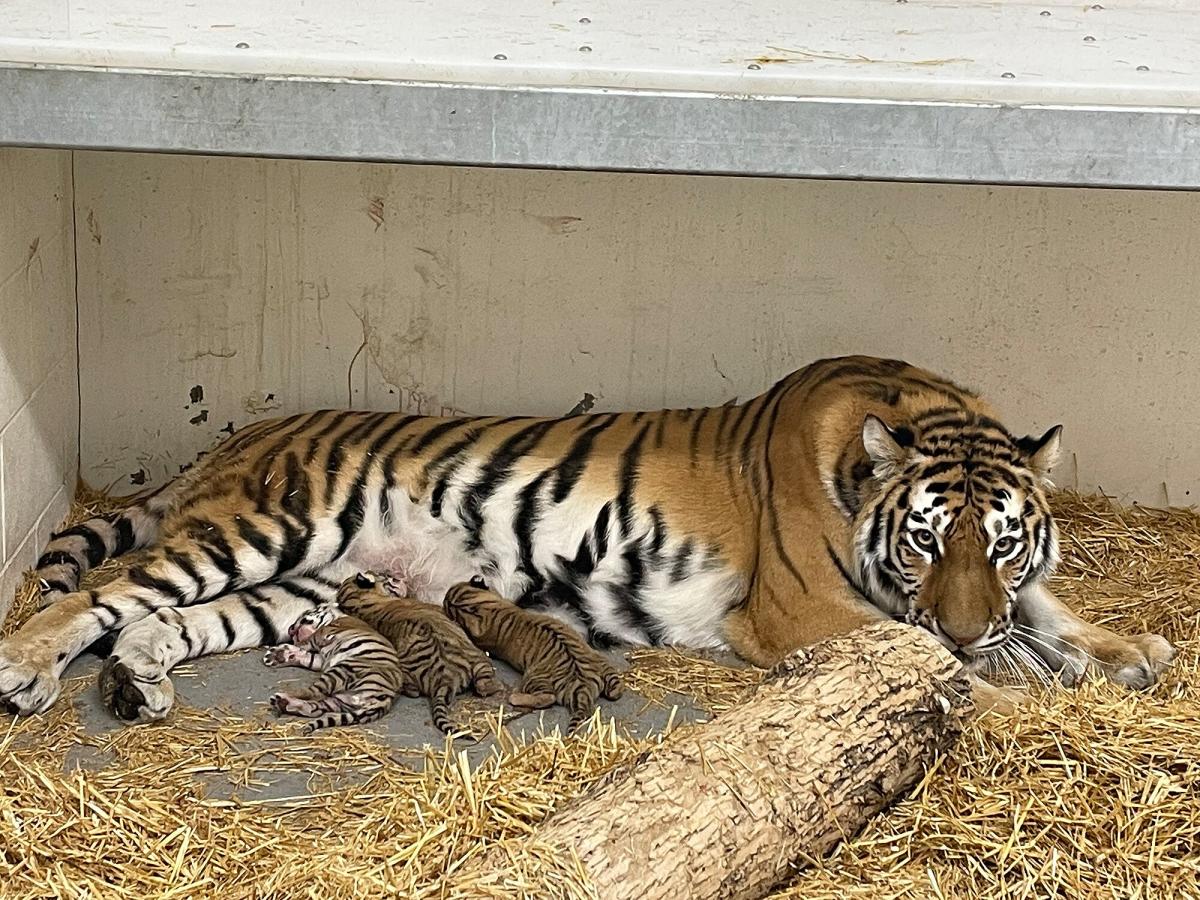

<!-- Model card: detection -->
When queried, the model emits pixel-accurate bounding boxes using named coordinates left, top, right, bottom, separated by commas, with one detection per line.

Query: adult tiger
left=0, top=356, right=1174, bottom=722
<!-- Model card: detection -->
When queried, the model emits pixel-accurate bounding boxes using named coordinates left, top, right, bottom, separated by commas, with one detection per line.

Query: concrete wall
left=0, top=149, right=78, bottom=619
left=75, top=151, right=1200, bottom=504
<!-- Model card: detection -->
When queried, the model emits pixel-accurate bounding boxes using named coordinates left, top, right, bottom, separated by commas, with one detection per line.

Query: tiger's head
left=853, top=410, right=1062, bottom=660
left=288, top=602, right=343, bottom=644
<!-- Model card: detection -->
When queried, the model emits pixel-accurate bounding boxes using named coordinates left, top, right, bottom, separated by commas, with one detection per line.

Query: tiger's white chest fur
left=344, top=482, right=741, bottom=649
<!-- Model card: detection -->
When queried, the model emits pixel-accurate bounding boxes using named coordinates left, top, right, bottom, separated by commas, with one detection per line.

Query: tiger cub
left=335, top=573, right=506, bottom=734
left=263, top=607, right=404, bottom=732
left=443, top=580, right=623, bottom=730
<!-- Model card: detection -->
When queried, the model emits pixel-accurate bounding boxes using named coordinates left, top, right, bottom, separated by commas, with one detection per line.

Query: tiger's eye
left=911, top=530, right=937, bottom=551
left=993, top=537, right=1017, bottom=556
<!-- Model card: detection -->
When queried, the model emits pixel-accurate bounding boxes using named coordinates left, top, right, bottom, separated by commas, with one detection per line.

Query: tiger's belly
left=344, top=488, right=743, bottom=649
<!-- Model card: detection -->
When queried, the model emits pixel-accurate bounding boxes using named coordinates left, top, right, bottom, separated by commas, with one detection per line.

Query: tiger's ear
left=861, top=415, right=915, bottom=477
left=1017, top=425, right=1063, bottom=479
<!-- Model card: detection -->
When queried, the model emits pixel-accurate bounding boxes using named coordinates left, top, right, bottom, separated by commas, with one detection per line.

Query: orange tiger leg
left=725, top=552, right=886, bottom=667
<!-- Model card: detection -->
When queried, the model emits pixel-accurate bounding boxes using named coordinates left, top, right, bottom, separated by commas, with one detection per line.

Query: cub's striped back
left=443, top=581, right=622, bottom=729
left=264, top=611, right=405, bottom=732
left=337, top=573, right=505, bottom=733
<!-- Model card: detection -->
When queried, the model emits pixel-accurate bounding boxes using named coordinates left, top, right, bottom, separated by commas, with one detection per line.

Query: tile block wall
left=0, top=149, right=78, bottom=622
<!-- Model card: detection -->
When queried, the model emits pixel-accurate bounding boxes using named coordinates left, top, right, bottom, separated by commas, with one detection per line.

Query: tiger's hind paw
left=99, top=657, right=175, bottom=723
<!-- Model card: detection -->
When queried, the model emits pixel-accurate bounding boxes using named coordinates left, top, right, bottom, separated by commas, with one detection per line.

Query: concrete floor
left=60, top=645, right=733, bottom=800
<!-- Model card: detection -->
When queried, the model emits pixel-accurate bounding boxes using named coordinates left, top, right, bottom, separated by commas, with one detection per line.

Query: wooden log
left=457, top=620, right=971, bottom=900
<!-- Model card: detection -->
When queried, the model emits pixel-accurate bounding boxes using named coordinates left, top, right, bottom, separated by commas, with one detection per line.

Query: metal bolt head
left=1137, top=64, right=1150, bottom=71
left=493, top=53, right=507, bottom=60
left=747, top=63, right=761, bottom=70
left=896, top=0, right=908, bottom=4
left=1001, top=71, right=1015, bottom=79
left=579, top=44, right=592, bottom=52
left=578, top=16, right=591, bottom=23
left=235, top=42, right=249, bottom=49
left=1083, top=34, right=1096, bottom=42
left=1040, top=9, right=1051, bottom=15
left=1090, top=3, right=1104, bottom=9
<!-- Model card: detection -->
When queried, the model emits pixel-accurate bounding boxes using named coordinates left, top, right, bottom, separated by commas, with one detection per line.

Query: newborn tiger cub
left=336, top=573, right=506, bottom=734
left=443, top=580, right=624, bottom=730
left=263, top=606, right=404, bottom=732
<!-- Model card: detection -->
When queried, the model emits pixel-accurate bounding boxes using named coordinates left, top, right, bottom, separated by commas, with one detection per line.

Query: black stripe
left=514, top=471, right=550, bottom=596
left=647, top=506, right=666, bottom=558
left=409, top=417, right=470, bottom=454
left=37, top=550, right=81, bottom=572
left=713, top=404, right=738, bottom=454
left=176, top=615, right=197, bottom=658
left=612, top=546, right=655, bottom=640
left=727, top=401, right=755, bottom=458
left=377, top=415, right=431, bottom=501
left=563, top=530, right=595, bottom=579
left=615, top=423, right=653, bottom=538
left=689, top=407, right=711, bottom=468
left=235, top=517, right=275, bottom=559
left=54, top=525, right=107, bottom=567
left=187, top=522, right=242, bottom=583
left=593, top=502, right=612, bottom=562
left=41, top=579, right=72, bottom=595
left=427, top=427, right=488, bottom=517
left=333, top=462, right=370, bottom=559
left=113, top=515, right=137, bottom=555
left=760, top=380, right=808, bottom=593
left=825, top=539, right=870, bottom=602
left=278, top=581, right=330, bottom=606
left=670, top=538, right=694, bottom=582
left=217, top=611, right=238, bottom=646
left=654, top=413, right=668, bottom=449
left=551, top=414, right=620, bottom=503
left=322, top=415, right=383, bottom=506
left=277, top=453, right=314, bottom=575
left=461, top=420, right=558, bottom=551
left=165, top=549, right=206, bottom=596
left=243, top=597, right=280, bottom=645
left=127, top=566, right=188, bottom=603
left=738, top=394, right=772, bottom=473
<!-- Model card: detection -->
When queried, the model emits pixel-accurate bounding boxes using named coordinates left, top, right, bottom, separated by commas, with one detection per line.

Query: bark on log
left=458, top=620, right=972, bottom=900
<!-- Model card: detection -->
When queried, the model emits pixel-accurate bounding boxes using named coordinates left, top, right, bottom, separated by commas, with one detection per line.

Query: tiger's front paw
left=99, top=657, right=176, bottom=722
left=0, top=648, right=62, bottom=716
left=1059, top=629, right=1176, bottom=689
left=1103, top=632, right=1176, bottom=689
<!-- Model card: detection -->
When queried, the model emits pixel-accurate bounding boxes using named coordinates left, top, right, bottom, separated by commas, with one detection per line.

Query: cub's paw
left=263, top=645, right=306, bottom=668
left=270, top=692, right=315, bottom=716
left=0, top=650, right=62, bottom=716
left=99, top=657, right=176, bottom=723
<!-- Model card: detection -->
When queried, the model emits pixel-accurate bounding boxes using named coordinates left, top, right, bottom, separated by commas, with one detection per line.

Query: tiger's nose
left=935, top=616, right=989, bottom=649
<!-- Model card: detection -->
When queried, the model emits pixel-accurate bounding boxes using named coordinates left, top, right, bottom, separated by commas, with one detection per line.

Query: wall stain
left=530, top=214, right=583, bottom=235
left=86, top=209, right=102, bottom=245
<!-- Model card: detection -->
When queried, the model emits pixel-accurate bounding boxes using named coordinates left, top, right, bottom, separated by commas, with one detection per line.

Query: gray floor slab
left=60, top=645, right=737, bottom=801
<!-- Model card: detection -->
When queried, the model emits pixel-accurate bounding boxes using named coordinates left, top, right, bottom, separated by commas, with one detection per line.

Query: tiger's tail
left=428, top=685, right=456, bottom=735
left=302, top=695, right=390, bottom=732
left=34, top=483, right=177, bottom=606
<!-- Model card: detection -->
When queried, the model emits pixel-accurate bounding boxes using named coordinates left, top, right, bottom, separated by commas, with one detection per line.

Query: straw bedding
left=1, top=491, right=1198, bottom=898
